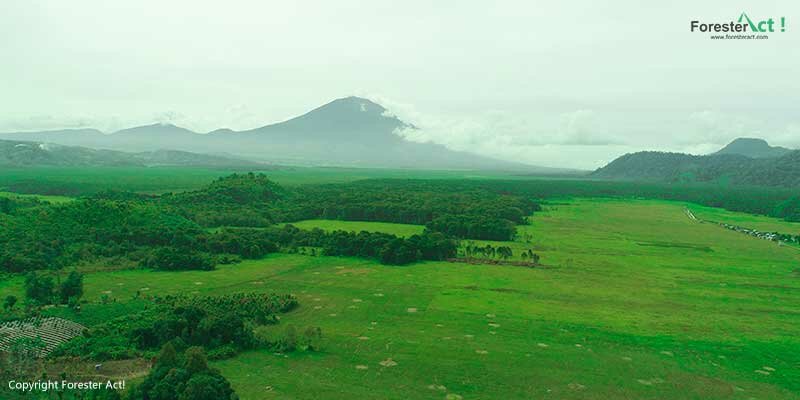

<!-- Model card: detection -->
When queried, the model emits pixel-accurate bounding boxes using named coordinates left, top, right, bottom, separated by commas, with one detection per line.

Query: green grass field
left=4, top=198, right=798, bottom=399
left=287, top=219, right=425, bottom=238
left=689, top=203, right=800, bottom=235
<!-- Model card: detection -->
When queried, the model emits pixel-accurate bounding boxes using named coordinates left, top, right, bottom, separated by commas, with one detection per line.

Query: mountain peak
left=114, top=123, right=198, bottom=136
left=714, top=138, right=791, bottom=159
left=241, top=96, right=406, bottom=145
left=317, top=96, right=387, bottom=115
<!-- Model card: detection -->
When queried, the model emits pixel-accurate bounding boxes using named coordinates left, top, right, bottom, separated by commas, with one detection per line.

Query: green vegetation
left=0, top=174, right=521, bottom=274
left=53, top=293, right=298, bottom=362
left=132, top=344, right=237, bottom=400
left=0, top=191, right=74, bottom=204
left=0, top=166, right=526, bottom=196
left=290, top=180, right=540, bottom=240
left=287, top=219, right=424, bottom=238
left=4, top=165, right=798, bottom=222
left=2, top=165, right=800, bottom=399
left=2, top=198, right=797, bottom=399
left=20, top=270, right=84, bottom=309
left=690, top=203, right=800, bottom=235
left=593, top=149, right=800, bottom=188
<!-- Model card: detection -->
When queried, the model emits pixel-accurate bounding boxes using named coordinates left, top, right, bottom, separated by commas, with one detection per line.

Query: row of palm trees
left=462, top=243, right=540, bottom=264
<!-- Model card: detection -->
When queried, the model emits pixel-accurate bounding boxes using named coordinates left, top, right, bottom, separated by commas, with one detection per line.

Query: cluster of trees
left=287, top=180, right=540, bottom=240
left=463, top=244, right=541, bottom=264
left=250, top=225, right=458, bottom=265
left=427, top=215, right=516, bottom=241
left=201, top=228, right=280, bottom=259
left=520, top=249, right=542, bottom=264
left=0, top=198, right=207, bottom=273
left=139, top=247, right=215, bottom=271
left=3, top=295, right=17, bottom=311
left=0, top=195, right=43, bottom=215
left=23, top=270, right=84, bottom=306
left=464, top=244, right=512, bottom=260
left=0, top=188, right=287, bottom=274
left=54, top=293, right=298, bottom=361
left=0, top=174, right=540, bottom=273
left=774, top=197, right=800, bottom=222
left=132, top=344, right=238, bottom=400
left=161, top=173, right=285, bottom=227
left=0, top=196, right=458, bottom=274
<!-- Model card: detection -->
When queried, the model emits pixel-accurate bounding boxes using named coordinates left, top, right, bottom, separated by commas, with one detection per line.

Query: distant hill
left=0, top=140, right=140, bottom=167
left=0, top=139, right=261, bottom=168
left=713, top=138, right=792, bottom=158
left=0, top=96, right=557, bottom=172
left=593, top=146, right=800, bottom=187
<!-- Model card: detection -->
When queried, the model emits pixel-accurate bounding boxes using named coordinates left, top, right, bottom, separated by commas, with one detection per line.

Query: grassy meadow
left=286, top=219, right=426, bottom=238
left=689, top=203, right=800, bottom=235
left=4, top=198, right=798, bottom=399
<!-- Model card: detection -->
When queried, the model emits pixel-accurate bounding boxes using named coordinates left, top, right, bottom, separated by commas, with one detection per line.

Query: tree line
left=53, top=292, right=299, bottom=362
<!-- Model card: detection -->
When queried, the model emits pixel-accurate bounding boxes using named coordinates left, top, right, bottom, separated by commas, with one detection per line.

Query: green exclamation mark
left=781, top=17, right=785, bottom=32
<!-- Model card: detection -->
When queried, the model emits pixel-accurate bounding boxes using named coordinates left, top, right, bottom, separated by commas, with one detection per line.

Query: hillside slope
left=592, top=149, right=800, bottom=187
left=0, top=139, right=260, bottom=167
left=713, top=138, right=792, bottom=158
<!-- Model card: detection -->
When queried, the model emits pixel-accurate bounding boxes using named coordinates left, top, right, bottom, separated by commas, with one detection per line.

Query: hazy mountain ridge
left=0, top=97, right=557, bottom=172
left=713, top=138, right=792, bottom=158
left=0, top=139, right=261, bottom=167
left=593, top=139, right=800, bottom=187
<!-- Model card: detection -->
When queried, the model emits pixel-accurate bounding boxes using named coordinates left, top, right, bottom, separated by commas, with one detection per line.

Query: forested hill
left=0, top=139, right=261, bottom=167
left=713, top=138, right=792, bottom=158
left=592, top=149, right=800, bottom=187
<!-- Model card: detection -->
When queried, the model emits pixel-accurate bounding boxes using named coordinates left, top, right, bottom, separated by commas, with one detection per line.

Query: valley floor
left=3, top=199, right=799, bottom=399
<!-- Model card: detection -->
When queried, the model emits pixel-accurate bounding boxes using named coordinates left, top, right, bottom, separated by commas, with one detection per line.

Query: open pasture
left=3, top=198, right=796, bottom=399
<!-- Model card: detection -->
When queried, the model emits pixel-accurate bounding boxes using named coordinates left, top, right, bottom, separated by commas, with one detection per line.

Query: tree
left=158, top=342, right=178, bottom=368
left=185, top=346, right=208, bottom=374
left=137, top=346, right=237, bottom=400
left=24, top=272, right=55, bottom=304
left=3, top=295, right=17, bottom=311
left=141, top=247, right=215, bottom=271
left=497, top=246, right=513, bottom=260
left=180, top=374, right=237, bottom=400
left=59, top=270, right=84, bottom=304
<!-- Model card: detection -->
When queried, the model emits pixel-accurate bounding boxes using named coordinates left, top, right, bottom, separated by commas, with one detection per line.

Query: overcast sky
left=1, top=0, right=798, bottom=169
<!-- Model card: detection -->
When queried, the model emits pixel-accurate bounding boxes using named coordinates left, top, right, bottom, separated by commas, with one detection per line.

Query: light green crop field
left=689, top=203, right=800, bottom=235
left=287, top=219, right=426, bottom=238
left=3, top=198, right=799, bottom=399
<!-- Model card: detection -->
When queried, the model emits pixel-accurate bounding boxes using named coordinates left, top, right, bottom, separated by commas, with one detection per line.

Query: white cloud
left=364, top=95, right=800, bottom=169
